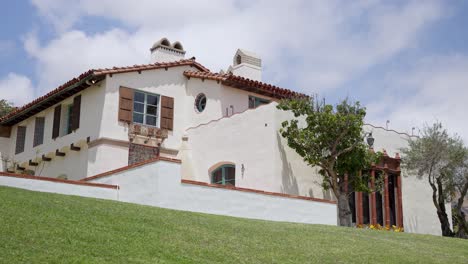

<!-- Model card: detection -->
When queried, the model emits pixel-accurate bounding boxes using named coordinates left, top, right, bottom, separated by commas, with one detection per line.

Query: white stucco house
left=0, top=38, right=448, bottom=235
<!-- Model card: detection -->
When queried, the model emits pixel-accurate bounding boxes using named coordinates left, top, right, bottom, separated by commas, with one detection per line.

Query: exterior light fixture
left=366, top=132, right=375, bottom=148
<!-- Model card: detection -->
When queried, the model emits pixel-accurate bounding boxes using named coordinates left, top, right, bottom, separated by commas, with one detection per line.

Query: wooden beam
left=397, top=175, right=404, bottom=228
left=55, top=149, right=66, bottom=157
left=370, top=169, right=377, bottom=226
left=70, top=143, right=81, bottom=151
left=42, top=155, right=52, bottom=162
left=384, top=172, right=391, bottom=227
left=29, top=160, right=39, bottom=166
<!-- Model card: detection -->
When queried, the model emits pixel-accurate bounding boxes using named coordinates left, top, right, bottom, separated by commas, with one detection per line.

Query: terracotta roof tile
left=183, top=71, right=307, bottom=99
left=0, top=59, right=210, bottom=125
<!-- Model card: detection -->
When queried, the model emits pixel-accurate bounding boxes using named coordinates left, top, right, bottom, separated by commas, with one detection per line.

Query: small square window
left=146, top=105, right=157, bottom=116
left=147, top=95, right=158, bottom=106
left=146, top=116, right=157, bottom=126
left=134, top=92, right=145, bottom=103
left=133, top=113, right=144, bottom=124
left=134, top=102, right=144, bottom=113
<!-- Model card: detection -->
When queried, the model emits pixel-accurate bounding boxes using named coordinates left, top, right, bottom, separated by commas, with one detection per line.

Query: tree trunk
left=437, top=209, right=454, bottom=237
left=454, top=182, right=468, bottom=239
left=337, top=193, right=352, bottom=227
left=435, top=177, right=454, bottom=237
left=453, top=212, right=468, bottom=239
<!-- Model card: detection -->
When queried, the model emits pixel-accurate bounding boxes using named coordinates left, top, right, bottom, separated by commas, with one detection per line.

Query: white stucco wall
left=86, top=144, right=129, bottom=177
left=0, top=137, right=10, bottom=171
left=100, top=67, right=190, bottom=151
left=90, top=160, right=337, bottom=225
left=5, top=83, right=106, bottom=179
left=185, top=78, right=276, bottom=128
left=183, top=103, right=330, bottom=200
left=0, top=174, right=118, bottom=200
left=364, top=124, right=451, bottom=236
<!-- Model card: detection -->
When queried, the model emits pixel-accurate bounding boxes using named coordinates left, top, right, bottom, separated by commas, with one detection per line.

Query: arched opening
left=172, top=41, right=184, bottom=50
left=160, top=38, right=170, bottom=47
left=210, top=163, right=236, bottom=186
left=236, top=54, right=242, bottom=65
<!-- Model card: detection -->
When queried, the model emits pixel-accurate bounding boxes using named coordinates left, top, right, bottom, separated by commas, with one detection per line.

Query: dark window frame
left=195, top=93, right=207, bottom=113
left=33, top=117, right=45, bottom=147
left=211, top=164, right=236, bottom=186
left=248, top=95, right=270, bottom=109
left=15, top=126, right=27, bottom=154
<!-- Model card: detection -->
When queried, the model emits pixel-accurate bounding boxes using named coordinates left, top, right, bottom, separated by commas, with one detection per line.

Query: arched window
left=236, top=54, right=242, bottom=65
left=172, top=41, right=184, bottom=50
left=160, top=38, right=170, bottom=47
left=211, top=164, right=235, bottom=186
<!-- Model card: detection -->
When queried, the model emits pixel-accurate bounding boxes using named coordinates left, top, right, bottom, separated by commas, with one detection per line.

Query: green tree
left=402, top=123, right=468, bottom=238
left=277, top=97, right=378, bottom=226
left=0, top=99, right=15, bottom=118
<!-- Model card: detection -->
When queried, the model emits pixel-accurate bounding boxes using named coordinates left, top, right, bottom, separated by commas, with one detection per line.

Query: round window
left=195, top=93, right=207, bottom=113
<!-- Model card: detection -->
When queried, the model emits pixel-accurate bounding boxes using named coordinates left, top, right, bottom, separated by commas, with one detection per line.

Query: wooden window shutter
left=119, top=87, right=133, bottom=122
left=71, top=95, right=81, bottom=131
left=160, top=96, right=174, bottom=130
left=52, top=105, right=61, bottom=139
left=15, top=126, right=26, bottom=154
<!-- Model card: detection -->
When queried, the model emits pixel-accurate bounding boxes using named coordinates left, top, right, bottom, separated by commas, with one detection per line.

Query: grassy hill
left=0, top=186, right=467, bottom=263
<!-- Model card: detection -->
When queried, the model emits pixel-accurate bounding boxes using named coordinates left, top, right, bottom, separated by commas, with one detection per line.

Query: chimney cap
left=150, top=37, right=185, bottom=54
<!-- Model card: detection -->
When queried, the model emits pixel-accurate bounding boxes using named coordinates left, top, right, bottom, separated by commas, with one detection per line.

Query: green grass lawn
left=0, top=186, right=467, bottom=264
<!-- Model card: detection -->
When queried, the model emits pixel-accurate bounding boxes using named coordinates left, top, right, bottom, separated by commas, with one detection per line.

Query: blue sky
left=1, top=1, right=468, bottom=139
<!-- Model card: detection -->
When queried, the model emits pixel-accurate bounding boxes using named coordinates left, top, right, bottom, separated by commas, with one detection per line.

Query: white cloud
left=24, top=29, right=147, bottom=94
left=27, top=0, right=444, bottom=95
left=0, top=73, right=35, bottom=106
left=366, top=55, right=468, bottom=141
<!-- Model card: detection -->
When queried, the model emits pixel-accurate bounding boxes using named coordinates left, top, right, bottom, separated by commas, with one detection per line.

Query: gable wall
left=2, top=83, right=106, bottom=179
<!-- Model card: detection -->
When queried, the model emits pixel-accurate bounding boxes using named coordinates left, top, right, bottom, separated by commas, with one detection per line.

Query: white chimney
left=228, top=49, right=262, bottom=81
left=150, top=38, right=186, bottom=63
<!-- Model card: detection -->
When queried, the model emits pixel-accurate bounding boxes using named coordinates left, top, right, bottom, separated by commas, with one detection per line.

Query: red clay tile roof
left=0, top=58, right=305, bottom=125
left=0, top=59, right=209, bottom=125
left=183, top=71, right=307, bottom=99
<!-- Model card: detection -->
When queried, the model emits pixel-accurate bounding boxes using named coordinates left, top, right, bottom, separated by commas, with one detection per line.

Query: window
left=211, top=164, right=235, bottom=186
left=15, top=126, right=26, bottom=154
left=62, top=104, right=73, bottom=136
left=248, top=96, right=270, bottom=109
left=33, top=117, right=45, bottom=147
left=195, top=93, right=206, bottom=113
left=236, top=54, right=242, bottom=65
left=133, top=91, right=159, bottom=127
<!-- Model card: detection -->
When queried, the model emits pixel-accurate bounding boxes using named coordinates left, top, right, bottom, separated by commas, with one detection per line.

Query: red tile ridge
left=181, top=179, right=337, bottom=205
left=184, top=70, right=308, bottom=99
left=0, top=172, right=119, bottom=189
left=81, top=156, right=182, bottom=182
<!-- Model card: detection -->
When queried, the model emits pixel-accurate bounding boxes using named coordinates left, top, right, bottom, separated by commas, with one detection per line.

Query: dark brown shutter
left=160, top=96, right=174, bottom=130
left=71, top=95, right=81, bottom=131
left=52, top=105, right=61, bottom=139
left=0, top=126, right=11, bottom=138
left=119, top=87, right=133, bottom=122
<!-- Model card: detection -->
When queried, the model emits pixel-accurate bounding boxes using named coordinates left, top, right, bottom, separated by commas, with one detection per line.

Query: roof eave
left=0, top=73, right=100, bottom=126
